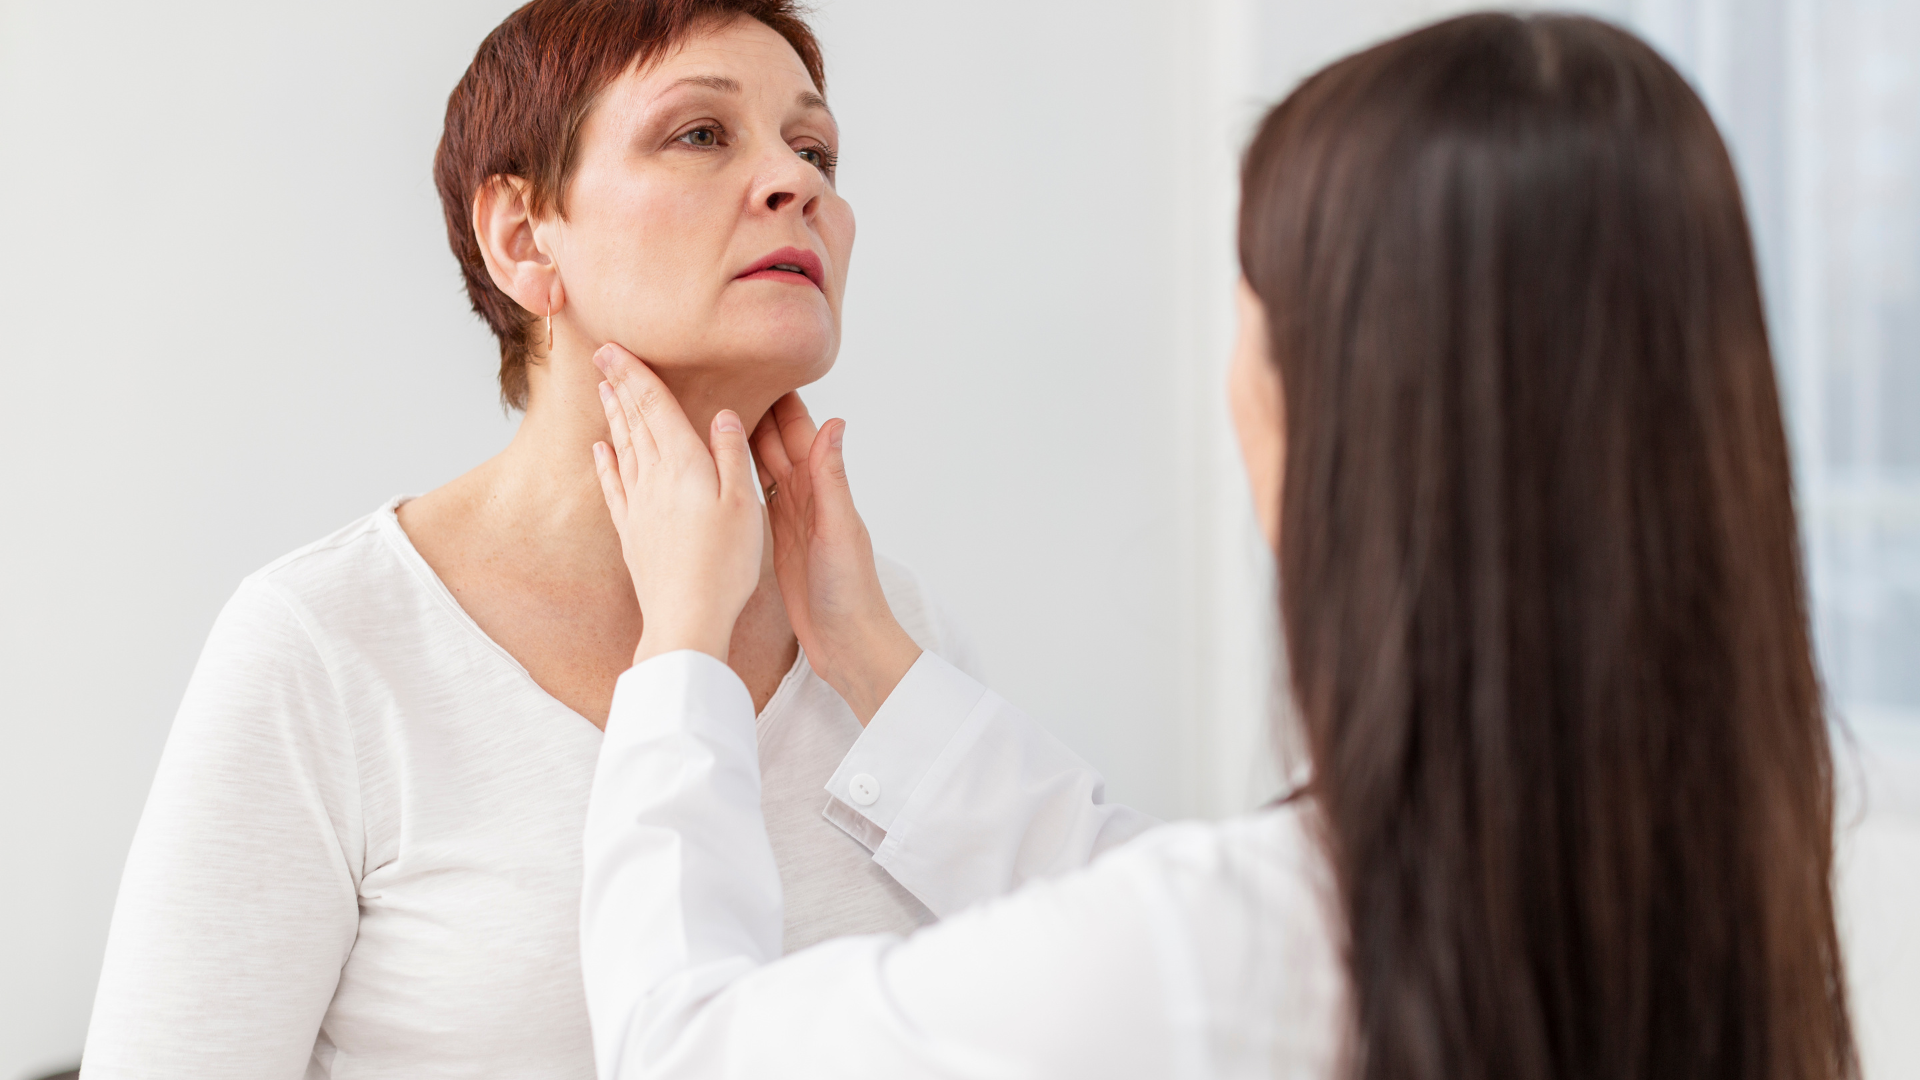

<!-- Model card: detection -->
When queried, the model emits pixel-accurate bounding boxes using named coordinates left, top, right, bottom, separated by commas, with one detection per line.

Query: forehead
left=622, top=16, right=822, bottom=107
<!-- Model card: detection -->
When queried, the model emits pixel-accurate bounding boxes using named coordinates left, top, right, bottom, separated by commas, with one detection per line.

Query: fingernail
left=598, top=381, right=613, bottom=402
left=715, top=410, right=744, bottom=433
left=829, top=421, right=844, bottom=449
left=592, top=346, right=611, bottom=371
left=591, top=442, right=605, bottom=460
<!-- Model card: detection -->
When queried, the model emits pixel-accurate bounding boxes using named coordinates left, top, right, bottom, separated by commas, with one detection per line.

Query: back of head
left=1239, top=13, right=1854, bottom=1080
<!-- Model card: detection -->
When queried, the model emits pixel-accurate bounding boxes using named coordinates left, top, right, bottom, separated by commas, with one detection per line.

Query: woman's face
left=1229, top=277, right=1285, bottom=551
left=547, top=16, right=852, bottom=389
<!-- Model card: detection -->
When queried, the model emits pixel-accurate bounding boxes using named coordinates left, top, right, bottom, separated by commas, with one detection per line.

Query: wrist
left=833, top=624, right=923, bottom=726
left=633, top=623, right=733, bottom=668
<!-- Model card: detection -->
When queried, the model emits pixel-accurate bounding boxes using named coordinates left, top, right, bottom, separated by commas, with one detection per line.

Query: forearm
left=581, top=652, right=784, bottom=1079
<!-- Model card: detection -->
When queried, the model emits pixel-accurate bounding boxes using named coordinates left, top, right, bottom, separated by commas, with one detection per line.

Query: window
left=1600, top=0, right=1920, bottom=737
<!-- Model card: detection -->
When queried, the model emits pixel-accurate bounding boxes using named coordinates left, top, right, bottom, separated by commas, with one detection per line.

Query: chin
left=726, top=313, right=837, bottom=379
left=741, top=337, right=836, bottom=388
left=655, top=328, right=835, bottom=391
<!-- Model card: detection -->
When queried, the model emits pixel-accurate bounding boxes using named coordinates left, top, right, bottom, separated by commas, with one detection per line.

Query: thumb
left=711, top=410, right=755, bottom=501
left=809, top=419, right=860, bottom=534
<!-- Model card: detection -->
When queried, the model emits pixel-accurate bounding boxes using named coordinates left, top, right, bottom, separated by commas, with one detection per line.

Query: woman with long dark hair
left=573, top=12, right=1856, bottom=1079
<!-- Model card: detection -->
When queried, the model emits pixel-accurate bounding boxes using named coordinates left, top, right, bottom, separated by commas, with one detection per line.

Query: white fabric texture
left=82, top=497, right=977, bottom=1080
left=581, top=650, right=1346, bottom=1080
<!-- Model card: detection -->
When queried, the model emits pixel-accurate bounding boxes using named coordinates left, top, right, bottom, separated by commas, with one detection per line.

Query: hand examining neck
left=586, top=344, right=921, bottom=727
left=523, top=328, right=789, bottom=470
left=750, top=392, right=921, bottom=726
left=588, top=344, right=767, bottom=670
left=423, top=328, right=790, bottom=610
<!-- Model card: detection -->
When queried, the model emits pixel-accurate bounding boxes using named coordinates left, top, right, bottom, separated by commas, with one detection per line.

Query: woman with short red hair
left=81, top=3, right=982, bottom=1076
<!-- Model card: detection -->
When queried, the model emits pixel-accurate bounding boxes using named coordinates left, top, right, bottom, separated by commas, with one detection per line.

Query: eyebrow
left=667, top=74, right=741, bottom=94
left=661, top=74, right=833, bottom=117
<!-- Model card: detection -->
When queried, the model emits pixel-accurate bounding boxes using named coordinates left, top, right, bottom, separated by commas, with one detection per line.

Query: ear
left=473, top=175, right=565, bottom=321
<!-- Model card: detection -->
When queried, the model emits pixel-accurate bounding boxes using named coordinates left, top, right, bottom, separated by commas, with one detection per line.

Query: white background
left=0, top=2, right=1912, bottom=1078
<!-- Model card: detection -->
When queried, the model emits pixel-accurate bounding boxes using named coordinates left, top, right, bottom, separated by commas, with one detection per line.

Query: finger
left=598, top=381, right=641, bottom=486
left=711, top=410, right=757, bottom=506
left=594, top=343, right=703, bottom=462
left=770, top=392, right=819, bottom=475
left=751, top=409, right=795, bottom=490
left=591, top=442, right=628, bottom=521
left=809, top=418, right=858, bottom=533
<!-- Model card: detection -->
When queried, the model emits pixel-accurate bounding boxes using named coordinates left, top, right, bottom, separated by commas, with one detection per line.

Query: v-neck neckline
left=372, top=495, right=809, bottom=737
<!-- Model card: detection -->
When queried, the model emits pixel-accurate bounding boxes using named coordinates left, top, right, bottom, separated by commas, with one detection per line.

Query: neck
left=469, top=339, right=783, bottom=579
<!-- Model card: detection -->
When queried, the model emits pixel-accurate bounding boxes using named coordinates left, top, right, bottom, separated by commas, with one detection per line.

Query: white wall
left=0, top=4, right=521, bottom=1076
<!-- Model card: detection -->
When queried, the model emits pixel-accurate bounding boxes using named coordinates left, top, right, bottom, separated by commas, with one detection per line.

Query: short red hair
left=434, top=0, right=826, bottom=409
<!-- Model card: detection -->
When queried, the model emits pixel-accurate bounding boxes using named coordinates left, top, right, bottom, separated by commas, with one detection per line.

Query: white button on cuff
left=848, top=773, right=881, bottom=807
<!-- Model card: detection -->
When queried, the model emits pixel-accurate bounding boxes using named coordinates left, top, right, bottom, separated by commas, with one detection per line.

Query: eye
left=795, top=143, right=839, bottom=173
left=676, top=126, right=721, bottom=148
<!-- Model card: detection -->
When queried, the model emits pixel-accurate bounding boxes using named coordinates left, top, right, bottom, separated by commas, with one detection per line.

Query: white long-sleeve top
left=83, top=499, right=977, bottom=1079
left=581, top=650, right=1346, bottom=1080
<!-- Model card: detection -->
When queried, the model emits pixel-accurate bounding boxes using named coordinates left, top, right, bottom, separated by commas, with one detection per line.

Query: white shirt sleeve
left=83, top=578, right=363, bottom=1080
left=579, top=652, right=1188, bottom=1080
left=819, top=652, right=1159, bottom=915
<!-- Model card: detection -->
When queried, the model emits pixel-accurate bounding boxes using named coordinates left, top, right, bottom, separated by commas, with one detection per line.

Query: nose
left=750, top=141, right=824, bottom=219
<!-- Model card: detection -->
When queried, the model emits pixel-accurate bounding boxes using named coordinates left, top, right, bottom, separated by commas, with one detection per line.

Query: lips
left=735, top=246, right=825, bottom=291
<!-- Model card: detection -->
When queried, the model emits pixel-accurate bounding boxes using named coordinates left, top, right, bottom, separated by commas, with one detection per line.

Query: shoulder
left=1067, top=808, right=1337, bottom=966
left=245, top=498, right=416, bottom=612
left=876, top=807, right=1340, bottom=1077
left=1101, top=806, right=1335, bottom=943
left=924, top=806, right=1329, bottom=956
left=873, top=553, right=985, bottom=680
left=1102, top=806, right=1345, bottom=1074
left=1116, top=803, right=1323, bottom=881
left=195, top=498, right=427, bottom=700
left=222, top=497, right=465, bottom=667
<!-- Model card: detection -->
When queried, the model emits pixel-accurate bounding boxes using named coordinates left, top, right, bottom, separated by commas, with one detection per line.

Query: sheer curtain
left=1604, top=0, right=1920, bottom=743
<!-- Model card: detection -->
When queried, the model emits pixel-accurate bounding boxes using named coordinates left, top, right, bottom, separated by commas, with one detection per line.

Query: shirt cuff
left=822, top=651, right=989, bottom=849
left=606, top=649, right=754, bottom=745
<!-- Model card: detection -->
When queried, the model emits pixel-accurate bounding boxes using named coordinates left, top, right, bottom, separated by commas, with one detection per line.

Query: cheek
left=570, top=175, right=724, bottom=306
left=1229, top=349, right=1285, bottom=526
left=820, top=197, right=856, bottom=295
left=1228, top=351, right=1270, bottom=458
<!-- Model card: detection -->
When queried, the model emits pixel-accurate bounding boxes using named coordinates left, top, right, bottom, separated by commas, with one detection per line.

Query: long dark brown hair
left=1239, top=14, right=1854, bottom=1080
